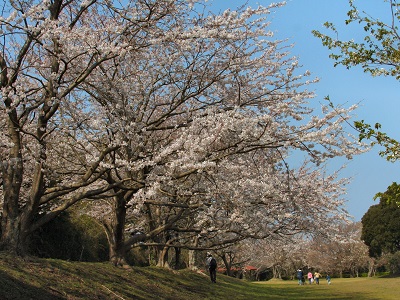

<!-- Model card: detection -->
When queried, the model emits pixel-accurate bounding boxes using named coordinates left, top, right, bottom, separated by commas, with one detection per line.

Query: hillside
left=0, top=252, right=265, bottom=300
left=2, top=253, right=400, bottom=300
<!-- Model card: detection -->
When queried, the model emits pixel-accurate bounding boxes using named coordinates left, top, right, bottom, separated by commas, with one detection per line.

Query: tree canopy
left=1, top=0, right=362, bottom=264
left=361, top=182, right=400, bottom=257
left=312, top=0, right=400, bottom=162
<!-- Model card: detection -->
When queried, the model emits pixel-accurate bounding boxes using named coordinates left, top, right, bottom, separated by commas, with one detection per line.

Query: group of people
left=308, top=271, right=321, bottom=284
left=205, top=253, right=334, bottom=286
left=296, top=269, right=331, bottom=285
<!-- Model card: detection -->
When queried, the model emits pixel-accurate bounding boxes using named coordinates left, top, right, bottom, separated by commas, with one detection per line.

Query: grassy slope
left=0, top=252, right=263, bottom=300
left=1, top=252, right=399, bottom=300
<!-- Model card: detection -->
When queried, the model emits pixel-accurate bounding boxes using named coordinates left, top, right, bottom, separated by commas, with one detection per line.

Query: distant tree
left=361, top=182, right=400, bottom=257
left=237, top=236, right=309, bottom=280
left=312, top=0, right=400, bottom=162
left=388, top=251, right=400, bottom=274
left=309, top=222, right=369, bottom=277
left=239, top=222, right=370, bottom=279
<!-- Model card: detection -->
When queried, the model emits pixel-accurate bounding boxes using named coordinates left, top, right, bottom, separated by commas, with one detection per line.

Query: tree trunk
left=188, top=249, right=197, bottom=270
left=188, top=236, right=199, bottom=270
left=0, top=107, right=24, bottom=254
left=1, top=0, right=61, bottom=254
left=0, top=214, right=23, bottom=254
left=174, top=247, right=181, bottom=269
left=103, top=194, right=128, bottom=266
left=272, top=265, right=282, bottom=279
left=108, top=241, right=127, bottom=266
left=157, top=245, right=170, bottom=268
left=222, top=254, right=233, bottom=277
left=368, top=259, right=376, bottom=277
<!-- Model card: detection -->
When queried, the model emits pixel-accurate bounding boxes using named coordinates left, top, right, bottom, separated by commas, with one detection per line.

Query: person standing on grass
left=206, top=252, right=217, bottom=283
left=314, top=271, right=321, bottom=285
left=296, top=269, right=304, bottom=285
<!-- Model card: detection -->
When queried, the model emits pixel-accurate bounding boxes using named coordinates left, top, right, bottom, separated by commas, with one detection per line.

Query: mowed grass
left=1, top=252, right=399, bottom=299
left=255, top=277, right=400, bottom=300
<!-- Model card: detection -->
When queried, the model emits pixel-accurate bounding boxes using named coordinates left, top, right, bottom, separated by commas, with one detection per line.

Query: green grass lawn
left=252, top=277, right=400, bottom=300
left=1, top=252, right=399, bottom=299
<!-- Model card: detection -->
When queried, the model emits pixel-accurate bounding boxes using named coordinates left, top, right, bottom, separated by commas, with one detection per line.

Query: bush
left=30, top=212, right=109, bottom=262
left=388, top=252, right=400, bottom=275
left=126, top=246, right=149, bottom=266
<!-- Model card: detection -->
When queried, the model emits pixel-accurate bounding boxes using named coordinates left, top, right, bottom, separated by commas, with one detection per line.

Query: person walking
left=314, top=271, right=321, bottom=285
left=206, top=252, right=217, bottom=283
left=307, top=271, right=313, bottom=284
left=326, top=274, right=331, bottom=285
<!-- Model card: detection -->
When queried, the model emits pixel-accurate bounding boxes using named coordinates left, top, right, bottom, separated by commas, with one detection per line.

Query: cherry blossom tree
left=237, top=222, right=369, bottom=280
left=232, top=234, right=310, bottom=280
left=1, top=0, right=364, bottom=264
left=76, top=0, right=366, bottom=266
left=0, top=0, right=190, bottom=255
left=305, top=222, right=369, bottom=277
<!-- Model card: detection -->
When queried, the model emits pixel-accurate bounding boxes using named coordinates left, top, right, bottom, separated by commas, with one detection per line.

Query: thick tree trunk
left=0, top=215, right=22, bottom=254
left=1, top=2, right=59, bottom=254
left=272, top=265, right=282, bottom=279
left=108, top=243, right=127, bottom=266
left=222, top=254, right=233, bottom=277
left=157, top=245, right=170, bottom=268
left=174, top=247, right=181, bottom=269
left=0, top=198, right=36, bottom=256
left=103, top=194, right=128, bottom=266
left=0, top=107, right=25, bottom=254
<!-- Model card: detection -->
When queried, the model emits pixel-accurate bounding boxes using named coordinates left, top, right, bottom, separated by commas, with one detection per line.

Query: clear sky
left=209, top=0, right=400, bottom=221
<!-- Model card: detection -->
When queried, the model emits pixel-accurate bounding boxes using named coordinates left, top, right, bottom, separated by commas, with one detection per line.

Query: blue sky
left=209, top=0, right=400, bottom=221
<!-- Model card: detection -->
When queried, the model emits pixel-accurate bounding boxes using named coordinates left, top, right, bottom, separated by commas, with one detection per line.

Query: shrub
left=30, top=212, right=109, bottom=262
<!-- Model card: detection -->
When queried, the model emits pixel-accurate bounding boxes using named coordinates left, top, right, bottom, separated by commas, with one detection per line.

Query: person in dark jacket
left=206, top=252, right=217, bottom=283
left=297, top=269, right=304, bottom=285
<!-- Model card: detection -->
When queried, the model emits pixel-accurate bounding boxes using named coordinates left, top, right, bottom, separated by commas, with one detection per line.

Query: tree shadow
left=0, top=269, right=65, bottom=300
left=380, top=273, right=400, bottom=278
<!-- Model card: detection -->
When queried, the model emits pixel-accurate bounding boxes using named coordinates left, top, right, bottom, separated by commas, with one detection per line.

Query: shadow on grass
left=380, top=274, right=400, bottom=278
left=2, top=253, right=397, bottom=300
left=0, top=270, right=65, bottom=300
